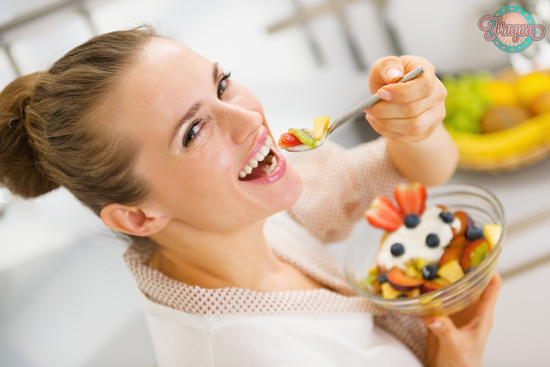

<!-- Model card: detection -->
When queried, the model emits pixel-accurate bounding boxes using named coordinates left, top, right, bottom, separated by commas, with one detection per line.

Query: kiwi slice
left=470, top=242, right=490, bottom=268
left=288, top=128, right=317, bottom=148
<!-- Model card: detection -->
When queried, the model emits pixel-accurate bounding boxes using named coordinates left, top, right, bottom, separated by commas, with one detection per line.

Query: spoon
left=285, top=65, right=426, bottom=152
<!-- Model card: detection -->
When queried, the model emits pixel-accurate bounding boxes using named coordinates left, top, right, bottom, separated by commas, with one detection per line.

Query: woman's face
left=112, top=37, right=302, bottom=233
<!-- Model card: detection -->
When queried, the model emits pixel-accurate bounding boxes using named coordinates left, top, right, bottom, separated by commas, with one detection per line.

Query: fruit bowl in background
left=345, top=184, right=506, bottom=317
left=442, top=69, right=550, bottom=173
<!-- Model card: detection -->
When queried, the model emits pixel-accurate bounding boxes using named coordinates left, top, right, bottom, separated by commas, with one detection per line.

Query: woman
left=0, top=26, right=500, bottom=367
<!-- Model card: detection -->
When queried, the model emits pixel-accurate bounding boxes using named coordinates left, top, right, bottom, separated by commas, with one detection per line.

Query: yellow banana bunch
left=449, top=111, right=550, bottom=165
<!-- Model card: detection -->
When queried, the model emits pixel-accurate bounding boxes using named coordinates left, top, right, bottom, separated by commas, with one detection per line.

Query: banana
left=449, top=111, right=550, bottom=160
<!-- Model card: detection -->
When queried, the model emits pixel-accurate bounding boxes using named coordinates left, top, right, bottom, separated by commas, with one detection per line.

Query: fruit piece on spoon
left=313, top=116, right=330, bottom=141
left=288, top=128, right=317, bottom=148
left=278, top=132, right=302, bottom=150
left=277, top=116, right=330, bottom=150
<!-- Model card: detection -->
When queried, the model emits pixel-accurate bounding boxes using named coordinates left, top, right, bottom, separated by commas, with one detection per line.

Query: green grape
left=442, top=71, right=492, bottom=134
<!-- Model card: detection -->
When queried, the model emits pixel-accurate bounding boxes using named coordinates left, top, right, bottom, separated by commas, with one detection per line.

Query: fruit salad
left=278, top=116, right=330, bottom=150
left=364, top=182, right=502, bottom=299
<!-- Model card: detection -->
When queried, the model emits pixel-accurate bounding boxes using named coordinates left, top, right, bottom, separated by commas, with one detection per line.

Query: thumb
left=425, top=316, right=459, bottom=346
left=378, top=56, right=404, bottom=84
left=368, top=56, right=404, bottom=94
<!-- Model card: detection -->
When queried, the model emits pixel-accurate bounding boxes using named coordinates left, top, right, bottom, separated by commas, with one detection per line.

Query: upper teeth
left=239, top=136, right=274, bottom=179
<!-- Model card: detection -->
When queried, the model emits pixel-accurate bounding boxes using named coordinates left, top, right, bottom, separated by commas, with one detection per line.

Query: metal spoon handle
left=330, top=65, right=425, bottom=133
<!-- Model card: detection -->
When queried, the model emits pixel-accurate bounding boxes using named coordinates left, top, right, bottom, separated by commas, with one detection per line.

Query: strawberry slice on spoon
left=278, top=132, right=302, bottom=150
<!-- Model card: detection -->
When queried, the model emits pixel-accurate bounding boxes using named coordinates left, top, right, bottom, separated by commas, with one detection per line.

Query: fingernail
left=386, top=67, right=403, bottom=82
left=377, top=89, right=391, bottom=101
left=427, top=318, right=442, bottom=329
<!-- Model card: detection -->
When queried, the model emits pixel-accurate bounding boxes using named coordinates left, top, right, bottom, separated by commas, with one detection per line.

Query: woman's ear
left=100, top=204, right=170, bottom=236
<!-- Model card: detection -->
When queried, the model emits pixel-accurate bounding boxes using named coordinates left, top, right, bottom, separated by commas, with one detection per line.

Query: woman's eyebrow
left=168, top=63, right=219, bottom=149
left=212, top=62, right=219, bottom=85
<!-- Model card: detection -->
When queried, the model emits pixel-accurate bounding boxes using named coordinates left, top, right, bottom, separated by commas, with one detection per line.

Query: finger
left=367, top=116, right=437, bottom=143
left=377, top=73, right=436, bottom=104
left=366, top=105, right=445, bottom=137
left=425, top=316, right=460, bottom=347
left=461, top=273, right=502, bottom=338
left=366, top=93, right=433, bottom=120
left=480, top=272, right=502, bottom=306
left=477, top=272, right=503, bottom=316
left=366, top=78, right=446, bottom=119
left=368, top=56, right=405, bottom=93
left=374, top=56, right=438, bottom=103
left=398, top=55, right=437, bottom=79
left=367, top=118, right=406, bottom=142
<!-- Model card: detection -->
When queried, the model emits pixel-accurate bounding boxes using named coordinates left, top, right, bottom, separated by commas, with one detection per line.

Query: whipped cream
left=377, top=206, right=461, bottom=271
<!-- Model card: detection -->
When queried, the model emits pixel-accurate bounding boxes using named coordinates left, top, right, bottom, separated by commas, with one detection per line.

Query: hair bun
left=0, top=72, right=60, bottom=198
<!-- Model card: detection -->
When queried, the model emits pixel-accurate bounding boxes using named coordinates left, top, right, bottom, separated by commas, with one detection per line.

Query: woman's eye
left=188, top=124, right=200, bottom=140
left=217, top=72, right=231, bottom=98
left=184, top=119, right=202, bottom=147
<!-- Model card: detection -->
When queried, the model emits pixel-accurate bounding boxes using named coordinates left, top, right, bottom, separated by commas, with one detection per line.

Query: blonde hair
left=0, top=25, right=160, bottom=252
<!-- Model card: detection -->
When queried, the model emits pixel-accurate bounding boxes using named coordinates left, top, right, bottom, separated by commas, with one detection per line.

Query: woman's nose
left=218, top=102, right=263, bottom=144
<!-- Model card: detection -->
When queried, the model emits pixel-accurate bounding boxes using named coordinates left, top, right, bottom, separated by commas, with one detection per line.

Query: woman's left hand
left=365, top=55, right=447, bottom=143
left=425, top=272, right=502, bottom=367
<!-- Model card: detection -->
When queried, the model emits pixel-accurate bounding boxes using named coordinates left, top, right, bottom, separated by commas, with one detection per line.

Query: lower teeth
left=265, top=157, right=277, bottom=175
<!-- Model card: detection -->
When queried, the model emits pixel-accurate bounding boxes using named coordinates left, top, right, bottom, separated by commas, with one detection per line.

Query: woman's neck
left=149, top=218, right=316, bottom=291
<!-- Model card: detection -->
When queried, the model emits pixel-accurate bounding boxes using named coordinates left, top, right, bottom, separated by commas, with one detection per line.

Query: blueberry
left=466, top=225, right=484, bottom=241
left=404, top=214, right=420, bottom=228
left=379, top=273, right=388, bottom=284
left=426, top=233, right=440, bottom=248
left=465, top=267, right=475, bottom=274
left=397, top=294, right=408, bottom=298
left=421, top=264, right=438, bottom=280
left=391, top=243, right=405, bottom=257
left=439, top=211, right=454, bottom=223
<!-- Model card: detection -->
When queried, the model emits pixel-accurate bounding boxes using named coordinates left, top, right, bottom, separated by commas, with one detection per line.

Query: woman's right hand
left=425, top=272, right=502, bottom=367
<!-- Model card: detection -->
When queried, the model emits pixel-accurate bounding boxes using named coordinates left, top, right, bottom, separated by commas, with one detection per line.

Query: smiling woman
left=0, top=25, right=499, bottom=367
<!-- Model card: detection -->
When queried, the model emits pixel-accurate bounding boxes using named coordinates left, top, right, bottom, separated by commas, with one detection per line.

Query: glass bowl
left=344, top=183, right=506, bottom=317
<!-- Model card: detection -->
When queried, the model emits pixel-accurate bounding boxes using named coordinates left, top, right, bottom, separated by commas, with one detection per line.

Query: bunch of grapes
left=442, top=72, right=492, bottom=134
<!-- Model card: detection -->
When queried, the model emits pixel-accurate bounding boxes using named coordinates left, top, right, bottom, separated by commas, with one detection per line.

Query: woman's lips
left=239, top=127, right=267, bottom=173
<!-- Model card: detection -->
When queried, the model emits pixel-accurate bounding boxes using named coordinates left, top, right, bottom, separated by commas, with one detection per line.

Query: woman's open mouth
left=239, top=135, right=278, bottom=181
left=238, top=130, right=285, bottom=183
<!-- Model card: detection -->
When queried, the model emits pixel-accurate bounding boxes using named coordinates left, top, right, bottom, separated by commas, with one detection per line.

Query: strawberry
left=278, top=132, right=302, bottom=149
left=394, top=182, right=427, bottom=215
left=365, top=197, right=404, bottom=231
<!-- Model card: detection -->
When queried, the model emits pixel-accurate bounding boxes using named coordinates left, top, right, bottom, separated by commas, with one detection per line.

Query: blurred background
left=0, top=0, right=549, bottom=366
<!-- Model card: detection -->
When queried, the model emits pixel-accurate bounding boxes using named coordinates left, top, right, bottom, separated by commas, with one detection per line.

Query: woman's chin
left=237, top=159, right=303, bottom=221
left=267, top=163, right=303, bottom=213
